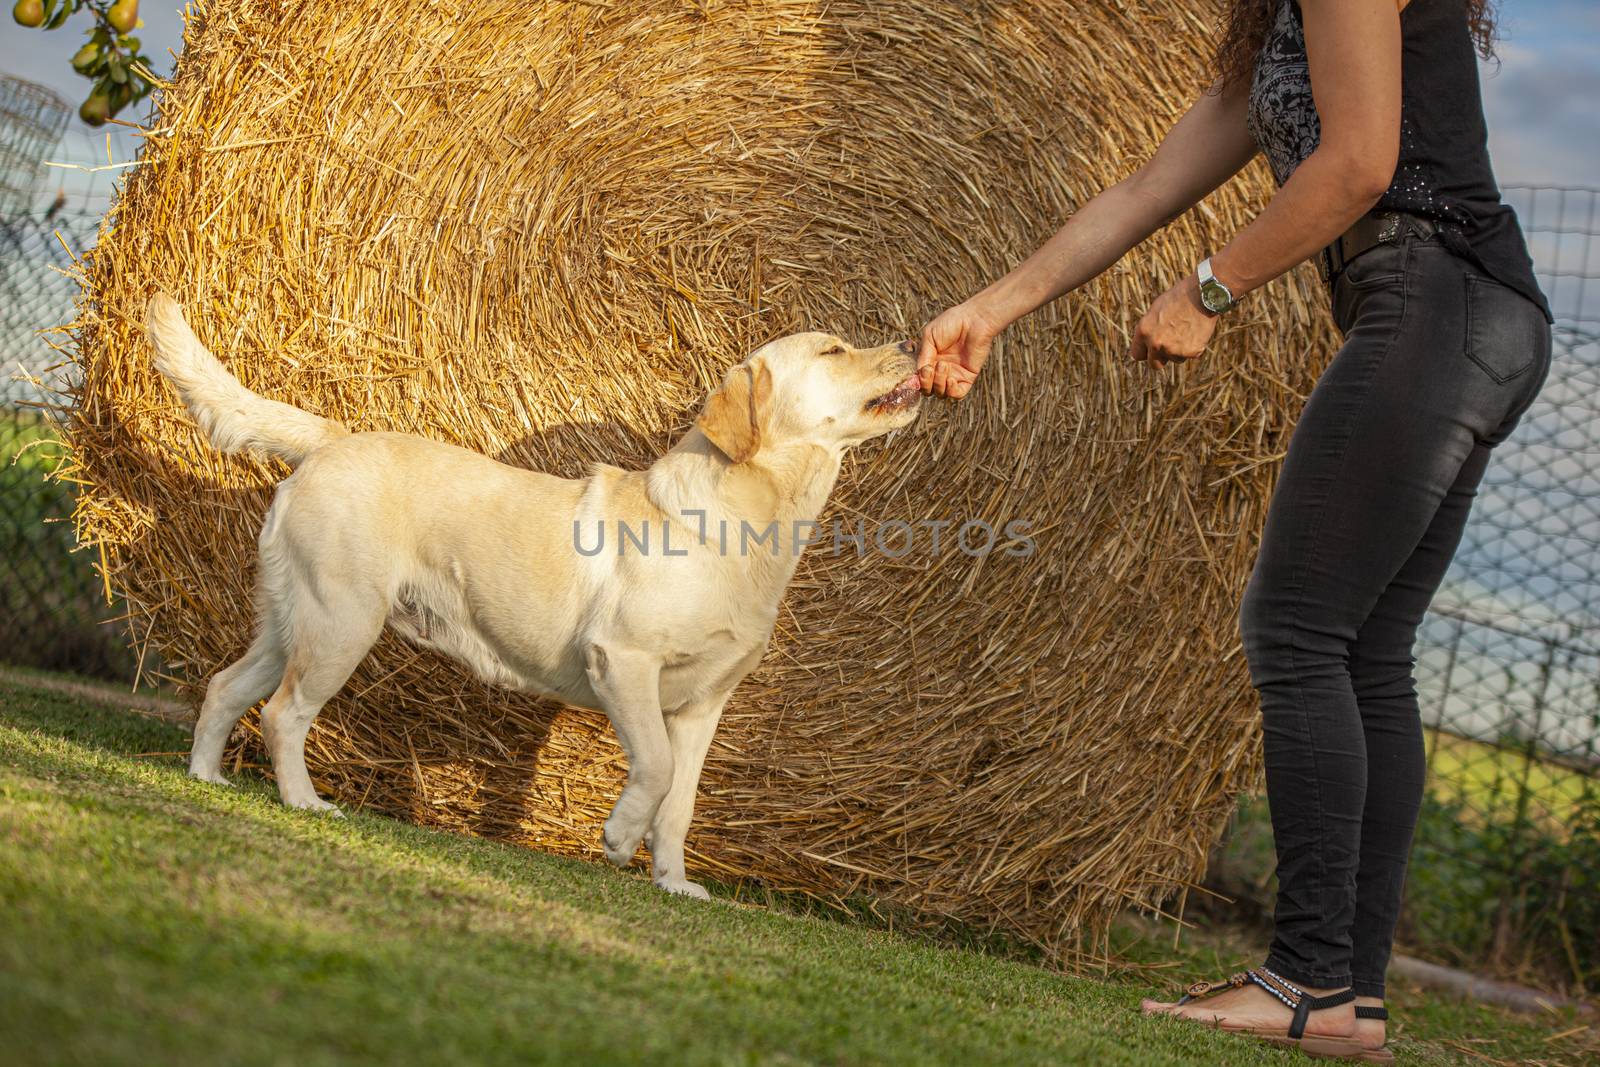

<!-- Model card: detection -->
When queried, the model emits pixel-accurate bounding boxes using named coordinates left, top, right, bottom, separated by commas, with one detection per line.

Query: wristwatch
left=1197, top=258, right=1238, bottom=315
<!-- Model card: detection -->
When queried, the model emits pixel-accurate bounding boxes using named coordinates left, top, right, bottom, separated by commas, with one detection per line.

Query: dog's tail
left=146, top=293, right=347, bottom=467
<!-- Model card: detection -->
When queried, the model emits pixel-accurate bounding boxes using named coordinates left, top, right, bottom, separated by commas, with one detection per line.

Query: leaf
left=46, top=0, right=73, bottom=29
left=108, top=52, right=128, bottom=84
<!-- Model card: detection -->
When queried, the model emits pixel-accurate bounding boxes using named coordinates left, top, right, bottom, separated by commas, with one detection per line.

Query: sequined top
left=1247, top=0, right=1549, bottom=320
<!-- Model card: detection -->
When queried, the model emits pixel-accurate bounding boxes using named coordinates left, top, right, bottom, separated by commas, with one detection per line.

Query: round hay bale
left=65, top=0, right=1338, bottom=955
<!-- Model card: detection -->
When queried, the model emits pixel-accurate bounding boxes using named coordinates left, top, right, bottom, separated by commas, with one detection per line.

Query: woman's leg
left=1140, top=292, right=1468, bottom=1033
left=1240, top=351, right=1479, bottom=988
left=1238, top=241, right=1545, bottom=990
left=1343, top=266, right=1552, bottom=998
left=1345, top=442, right=1490, bottom=999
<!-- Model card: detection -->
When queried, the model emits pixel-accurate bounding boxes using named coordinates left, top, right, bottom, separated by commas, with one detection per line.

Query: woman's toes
left=1140, top=998, right=1177, bottom=1016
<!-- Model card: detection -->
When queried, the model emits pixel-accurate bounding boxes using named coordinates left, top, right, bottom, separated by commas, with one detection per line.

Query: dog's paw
left=603, top=835, right=637, bottom=867
left=655, top=878, right=711, bottom=901
left=286, top=795, right=344, bottom=817
left=189, top=768, right=232, bottom=787
left=602, top=821, right=643, bottom=867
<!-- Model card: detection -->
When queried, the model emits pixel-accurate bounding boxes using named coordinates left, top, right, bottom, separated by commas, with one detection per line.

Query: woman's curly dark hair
left=1212, top=0, right=1500, bottom=90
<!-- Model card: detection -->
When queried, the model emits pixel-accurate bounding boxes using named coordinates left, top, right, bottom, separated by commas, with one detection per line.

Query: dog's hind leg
left=262, top=594, right=385, bottom=815
left=190, top=628, right=285, bottom=785
left=645, top=694, right=727, bottom=900
left=584, top=644, right=671, bottom=868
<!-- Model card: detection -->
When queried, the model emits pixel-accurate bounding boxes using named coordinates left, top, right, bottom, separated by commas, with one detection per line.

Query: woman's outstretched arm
left=921, top=0, right=1405, bottom=395
left=917, top=79, right=1258, bottom=397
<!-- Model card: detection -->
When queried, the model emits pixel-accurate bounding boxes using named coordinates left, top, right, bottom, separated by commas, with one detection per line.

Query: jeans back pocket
left=1465, top=274, right=1543, bottom=384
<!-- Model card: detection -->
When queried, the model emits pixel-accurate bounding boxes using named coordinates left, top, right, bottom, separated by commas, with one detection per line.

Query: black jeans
left=1240, top=235, right=1551, bottom=997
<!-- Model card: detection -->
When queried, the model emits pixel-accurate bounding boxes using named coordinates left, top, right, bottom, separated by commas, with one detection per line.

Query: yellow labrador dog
left=145, top=294, right=921, bottom=898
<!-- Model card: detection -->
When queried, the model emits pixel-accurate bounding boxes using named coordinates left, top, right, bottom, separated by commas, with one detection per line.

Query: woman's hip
left=1326, top=239, right=1551, bottom=449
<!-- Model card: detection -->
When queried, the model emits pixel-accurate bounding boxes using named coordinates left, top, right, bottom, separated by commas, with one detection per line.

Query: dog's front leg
left=584, top=643, right=671, bottom=868
left=646, top=696, right=727, bottom=900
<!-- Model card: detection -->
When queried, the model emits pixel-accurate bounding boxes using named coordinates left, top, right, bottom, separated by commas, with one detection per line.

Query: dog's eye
left=820, top=344, right=846, bottom=356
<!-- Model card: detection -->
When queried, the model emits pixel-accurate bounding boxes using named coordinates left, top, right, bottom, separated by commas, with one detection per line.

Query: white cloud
left=1481, top=42, right=1600, bottom=188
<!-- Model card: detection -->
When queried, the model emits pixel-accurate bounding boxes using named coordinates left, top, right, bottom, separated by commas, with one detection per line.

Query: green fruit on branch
left=79, top=90, right=111, bottom=126
left=71, top=40, right=101, bottom=74
left=105, top=0, right=135, bottom=33
left=12, top=0, right=45, bottom=26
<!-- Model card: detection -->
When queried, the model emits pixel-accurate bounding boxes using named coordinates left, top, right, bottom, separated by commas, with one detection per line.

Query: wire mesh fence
left=1, top=154, right=1595, bottom=979
left=1402, top=190, right=1600, bottom=984
left=1407, top=324, right=1600, bottom=988
left=2, top=85, right=147, bottom=681
left=0, top=75, right=71, bottom=217
left=1, top=206, right=136, bottom=681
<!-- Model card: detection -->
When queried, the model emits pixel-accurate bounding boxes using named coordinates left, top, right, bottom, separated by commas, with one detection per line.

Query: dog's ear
left=698, top=361, right=773, bottom=464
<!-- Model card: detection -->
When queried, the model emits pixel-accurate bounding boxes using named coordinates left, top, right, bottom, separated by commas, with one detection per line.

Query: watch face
left=1200, top=280, right=1232, bottom=313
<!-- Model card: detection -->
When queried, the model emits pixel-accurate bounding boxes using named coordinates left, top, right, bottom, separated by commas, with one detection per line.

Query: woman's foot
left=1141, top=975, right=1358, bottom=1041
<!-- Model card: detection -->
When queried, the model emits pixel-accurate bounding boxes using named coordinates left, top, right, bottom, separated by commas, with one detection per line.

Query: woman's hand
left=1129, top=275, right=1220, bottom=369
left=917, top=302, right=1001, bottom=399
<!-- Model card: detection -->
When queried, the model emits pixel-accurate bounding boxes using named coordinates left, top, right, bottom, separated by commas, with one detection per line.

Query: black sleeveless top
left=1247, top=0, right=1550, bottom=321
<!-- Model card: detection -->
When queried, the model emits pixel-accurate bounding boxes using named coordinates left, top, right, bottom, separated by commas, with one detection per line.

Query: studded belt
left=1318, top=210, right=1439, bottom=283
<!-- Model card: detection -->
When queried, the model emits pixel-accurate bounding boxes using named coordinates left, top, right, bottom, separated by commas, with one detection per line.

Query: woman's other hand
left=918, top=302, right=1000, bottom=399
left=1129, top=275, right=1220, bottom=369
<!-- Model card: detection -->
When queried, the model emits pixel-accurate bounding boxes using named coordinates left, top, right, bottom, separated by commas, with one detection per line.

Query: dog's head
left=697, top=333, right=921, bottom=464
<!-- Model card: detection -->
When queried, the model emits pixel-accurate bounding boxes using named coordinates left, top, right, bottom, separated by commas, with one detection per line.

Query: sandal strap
left=1355, top=1005, right=1389, bottom=1021
left=1248, top=967, right=1355, bottom=1039
left=1244, top=967, right=1303, bottom=1009
left=1297, top=992, right=1354, bottom=1037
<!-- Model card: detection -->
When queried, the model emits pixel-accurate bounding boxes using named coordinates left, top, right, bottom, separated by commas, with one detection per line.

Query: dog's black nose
left=898, top=339, right=916, bottom=356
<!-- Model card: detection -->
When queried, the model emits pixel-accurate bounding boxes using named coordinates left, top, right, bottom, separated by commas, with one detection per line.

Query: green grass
left=1, top=410, right=69, bottom=475
left=1424, top=729, right=1595, bottom=827
left=1, top=675, right=1593, bottom=1067
left=0, top=415, right=136, bottom=679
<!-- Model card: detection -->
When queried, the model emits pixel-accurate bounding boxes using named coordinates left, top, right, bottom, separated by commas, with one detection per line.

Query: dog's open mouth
left=866, top=375, right=923, bottom=414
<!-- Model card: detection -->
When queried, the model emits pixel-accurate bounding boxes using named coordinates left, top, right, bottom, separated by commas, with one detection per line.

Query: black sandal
left=1154, top=967, right=1367, bottom=1060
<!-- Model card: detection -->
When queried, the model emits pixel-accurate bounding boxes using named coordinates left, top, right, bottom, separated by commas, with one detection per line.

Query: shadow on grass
left=1, top=674, right=1061, bottom=970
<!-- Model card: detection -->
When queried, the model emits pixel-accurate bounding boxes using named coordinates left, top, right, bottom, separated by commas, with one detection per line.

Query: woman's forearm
left=966, top=177, right=1178, bottom=329
left=982, top=140, right=1384, bottom=327
left=964, top=84, right=1259, bottom=332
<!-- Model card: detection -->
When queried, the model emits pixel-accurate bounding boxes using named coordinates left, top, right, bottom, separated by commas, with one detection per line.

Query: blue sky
left=3, top=0, right=1597, bottom=190
left=1476, top=0, right=1600, bottom=185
